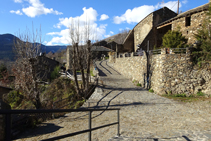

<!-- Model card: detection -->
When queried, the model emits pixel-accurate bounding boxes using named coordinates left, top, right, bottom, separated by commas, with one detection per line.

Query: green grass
left=90, top=70, right=95, bottom=77
left=136, top=83, right=141, bottom=87
left=132, top=80, right=142, bottom=87
left=149, top=89, right=154, bottom=93
left=174, top=93, right=186, bottom=97
left=197, top=91, right=205, bottom=96
left=132, top=80, right=136, bottom=83
left=161, top=93, right=211, bottom=103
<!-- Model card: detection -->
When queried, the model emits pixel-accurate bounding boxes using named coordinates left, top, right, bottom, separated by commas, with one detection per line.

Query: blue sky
left=0, top=0, right=209, bottom=45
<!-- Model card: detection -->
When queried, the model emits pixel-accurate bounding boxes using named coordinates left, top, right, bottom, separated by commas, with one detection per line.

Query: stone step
left=108, top=136, right=156, bottom=141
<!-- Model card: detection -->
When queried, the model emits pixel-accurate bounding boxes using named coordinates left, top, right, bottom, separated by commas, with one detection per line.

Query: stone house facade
left=157, top=3, right=210, bottom=45
left=124, top=7, right=177, bottom=52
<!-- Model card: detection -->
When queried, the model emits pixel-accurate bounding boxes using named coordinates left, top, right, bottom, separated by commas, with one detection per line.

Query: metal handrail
left=0, top=108, right=120, bottom=141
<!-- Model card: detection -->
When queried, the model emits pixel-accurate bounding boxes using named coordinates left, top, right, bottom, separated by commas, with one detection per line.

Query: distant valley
left=0, top=34, right=67, bottom=61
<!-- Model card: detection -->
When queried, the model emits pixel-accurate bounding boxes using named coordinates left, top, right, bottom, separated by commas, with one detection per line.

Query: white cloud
left=114, top=5, right=155, bottom=24
left=55, top=7, right=98, bottom=29
left=113, top=0, right=188, bottom=24
left=46, top=29, right=70, bottom=45
left=119, top=28, right=123, bottom=31
left=104, top=35, right=111, bottom=38
left=182, top=0, right=188, bottom=4
left=10, top=10, right=23, bottom=15
left=14, top=0, right=22, bottom=3
left=100, top=14, right=109, bottom=21
left=155, top=1, right=183, bottom=12
left=12, top=0, right=63, bottom=17
left=47, top=7, right=107, bottom=45
left=104, top=31, right=115, bottom=38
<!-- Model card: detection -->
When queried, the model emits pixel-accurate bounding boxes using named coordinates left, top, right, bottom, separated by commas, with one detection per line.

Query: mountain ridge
left=0, top=33, right=67, bottom=61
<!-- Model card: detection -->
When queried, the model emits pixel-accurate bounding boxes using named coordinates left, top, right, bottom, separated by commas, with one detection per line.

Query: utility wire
left=170, top=1, right=178, bottom=11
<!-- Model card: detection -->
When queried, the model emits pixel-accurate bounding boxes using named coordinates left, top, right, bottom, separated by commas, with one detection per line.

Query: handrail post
left=5, top=113, right=11, bottom=141
left=52, top=103, right=55, bottom=119
left=89, top=111, right=92, bottom=141
left=117, top=110, right=120, bottom=137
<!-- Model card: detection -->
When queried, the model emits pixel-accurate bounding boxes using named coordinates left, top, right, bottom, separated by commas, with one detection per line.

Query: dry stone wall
left=111, top=49, right=211, bottom=96
left=113, top=53, right=147, bottom=85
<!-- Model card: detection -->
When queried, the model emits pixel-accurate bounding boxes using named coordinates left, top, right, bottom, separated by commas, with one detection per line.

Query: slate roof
left=91, top=46, right=114, bottom=52
left=67, top=46, right=114, bottom=52
left=157, top=3, right=209, bottom=27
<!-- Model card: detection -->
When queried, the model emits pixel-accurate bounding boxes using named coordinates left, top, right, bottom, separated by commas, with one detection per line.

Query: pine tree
left=193, top=3, right=211, bottom=65
left=162, top=30, right=188, bottom=48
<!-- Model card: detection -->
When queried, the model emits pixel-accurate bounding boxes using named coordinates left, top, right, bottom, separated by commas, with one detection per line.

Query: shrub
left=4, top=90, right=24, bottom=109
left=50, top=66, right=60, bottom=80
left=0, top=63, right=7, bottom=79
left=41, top=77, right=76, bottom=109
left=162, top=30, right=188, bottom=48
left=74, top=99, right=85, bottom=109
left=192, top=4, right=211, bottom=67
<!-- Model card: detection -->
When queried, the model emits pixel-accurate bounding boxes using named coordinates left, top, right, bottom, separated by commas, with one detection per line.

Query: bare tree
left=13, top=26, right=47, bottom=109
left=68, top=19, right=93, bottom=98
left=115, top=29, right=130, bottom=44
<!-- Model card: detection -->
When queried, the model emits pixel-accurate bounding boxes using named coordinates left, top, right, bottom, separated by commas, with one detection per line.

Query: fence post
left=52, top=103, right=55, bottom=119
left=117, top=110, right=120, bottom=137
left=89, top=111, right=92, bottom=141
left=5, top=114, right=11, bottom=141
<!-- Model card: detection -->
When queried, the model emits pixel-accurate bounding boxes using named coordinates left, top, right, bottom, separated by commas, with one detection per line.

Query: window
left=185, top=16, right=191, bottom=27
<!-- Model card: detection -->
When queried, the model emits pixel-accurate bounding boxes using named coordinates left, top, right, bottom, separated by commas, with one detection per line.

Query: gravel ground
left=15, top=60, right=211, bottom=141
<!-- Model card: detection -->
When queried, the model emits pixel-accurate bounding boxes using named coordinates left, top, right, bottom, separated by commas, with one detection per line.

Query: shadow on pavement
left=99, top=61, right=112, bottom=74
left=98, top=67, right=107, bottom=76
left=102, top=86, right=146, bottom=91
left=105, top=60, right=121, bottom=75
left=15, top=123, right=63, bottom=140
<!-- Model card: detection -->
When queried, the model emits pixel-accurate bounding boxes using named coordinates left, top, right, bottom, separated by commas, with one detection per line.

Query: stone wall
left=112, top=52, right=147, bottom=85
left=172, top=10, right=207, bottom=44
left=111, top=48, right=211, bottom=96
left=150, top=53, right=193, bottom=95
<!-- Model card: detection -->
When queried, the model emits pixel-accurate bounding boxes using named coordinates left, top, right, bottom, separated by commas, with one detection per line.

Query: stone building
left=157, top=3, right=210, bottom=45
left=124, top=7, right=177, bottom=52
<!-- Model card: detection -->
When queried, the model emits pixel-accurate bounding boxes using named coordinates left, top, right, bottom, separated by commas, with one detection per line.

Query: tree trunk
left=86, top=40, right=91, bottom=91
left=72, top=44, right=80, bottom=95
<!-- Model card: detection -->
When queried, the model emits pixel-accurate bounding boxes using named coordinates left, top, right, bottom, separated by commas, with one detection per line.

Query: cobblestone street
left=16, top=60, right=211, bottom=141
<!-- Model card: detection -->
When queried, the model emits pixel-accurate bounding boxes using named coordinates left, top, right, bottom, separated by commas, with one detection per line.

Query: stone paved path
left=16, top=60, right=211, bottom=141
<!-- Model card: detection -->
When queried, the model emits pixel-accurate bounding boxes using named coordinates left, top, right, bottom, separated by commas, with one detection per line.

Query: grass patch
left=132, top=80, right=136, bottom=83
left=132, top=80, right=142, bottom=87
left=174, top=93, right=186, bottom=97
left=162, top=93, right=211, bottom=103
left=90, top=70, right=95, bottom=77
left=149, top=89, right=154, bottom=93
left=197, top=91, right=205, bottom=96
left=136, top=83, right=141, bottom=87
